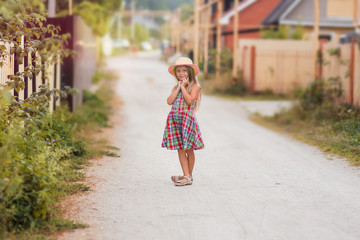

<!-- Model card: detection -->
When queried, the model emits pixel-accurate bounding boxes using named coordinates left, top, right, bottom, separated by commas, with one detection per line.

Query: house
left=263, top=0, right=358, bottom=43
left=262, top=0, right=294, bottom=26
left=216, top=0, right=282, bottom=49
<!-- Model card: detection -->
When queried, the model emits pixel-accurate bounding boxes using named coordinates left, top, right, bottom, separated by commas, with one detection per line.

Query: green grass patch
left=252, top=104, right=360, bottom=165
left=100, top=150, right=120, bottom=158
left=0, top=70, right=118, bottom=238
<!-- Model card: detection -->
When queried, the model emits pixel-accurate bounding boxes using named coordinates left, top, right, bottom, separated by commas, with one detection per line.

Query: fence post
left=319, top=42, right=323, bottom=78
left=24, top=54, right=29, bottom=99
left=13, top=52, right=19, bottom=100
left=204, top=7, right=210, bottom=79
left=250, top=45, right=256, bottom=92
left=216, top=0, right=223, bottom=79
left=313, top=0, right=320, bottom=78
left=193, top=0, right=200, bottom=66
left=31, top=52, right=36, bottom=93
left=349, top=39, right=355, bottom=105
left=232, top=0, right=239, bottom=83
left=241, top=46, right=248, bottom=73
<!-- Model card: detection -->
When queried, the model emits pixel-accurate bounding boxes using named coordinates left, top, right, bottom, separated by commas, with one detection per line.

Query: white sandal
left=171, top=175, right=183, bottom=182
left=171, top=175, right=193, bottom=183
left=175, top=176, right=192, bottom=186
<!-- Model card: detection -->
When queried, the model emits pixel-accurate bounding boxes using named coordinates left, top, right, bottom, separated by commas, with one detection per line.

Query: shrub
left=0, top=89, right=75, bottom=231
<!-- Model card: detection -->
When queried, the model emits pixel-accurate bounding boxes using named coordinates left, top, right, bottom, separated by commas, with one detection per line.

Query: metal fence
left=0, top=15, right=96, bottom=111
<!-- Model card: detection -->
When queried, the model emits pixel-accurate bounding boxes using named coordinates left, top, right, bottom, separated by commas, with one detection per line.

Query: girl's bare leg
left=186, top=149, right=195, bottom=177
left=177, top=149, right=191, bottom=177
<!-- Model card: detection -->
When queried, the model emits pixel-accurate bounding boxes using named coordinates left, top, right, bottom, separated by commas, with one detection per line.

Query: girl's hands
left=181, top=77, right=189, bottom=87
left=177, top=80, right=182, bottom=89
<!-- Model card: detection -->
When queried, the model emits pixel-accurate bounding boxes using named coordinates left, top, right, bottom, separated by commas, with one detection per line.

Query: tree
left=0, top=0, right=46, bottom=15
left=180, top=3, right=193, bottom=22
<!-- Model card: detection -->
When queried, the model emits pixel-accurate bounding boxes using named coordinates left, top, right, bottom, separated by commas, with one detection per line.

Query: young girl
left=162, top=57, right=204, bottom=186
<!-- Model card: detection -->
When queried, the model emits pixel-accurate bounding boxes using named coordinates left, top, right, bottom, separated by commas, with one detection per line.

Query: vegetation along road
left=58, top=51, right=360, bottom=240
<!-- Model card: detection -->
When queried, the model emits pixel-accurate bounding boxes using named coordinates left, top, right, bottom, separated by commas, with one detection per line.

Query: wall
left=239, top=39, right=314, bottom=93
left=327, top=0, right=354, bottom=18
left=239, top=39, right=360, bottom=106
left=46, top=16, right=96, bottom=111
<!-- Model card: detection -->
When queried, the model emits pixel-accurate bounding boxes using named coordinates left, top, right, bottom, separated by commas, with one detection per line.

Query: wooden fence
left=239, top=39, right=360, bottom=106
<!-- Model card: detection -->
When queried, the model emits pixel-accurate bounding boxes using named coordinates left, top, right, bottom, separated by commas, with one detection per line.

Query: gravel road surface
left=58, top=51, right=360, bottom=240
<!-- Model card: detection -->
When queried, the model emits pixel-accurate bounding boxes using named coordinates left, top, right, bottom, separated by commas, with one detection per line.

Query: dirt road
left=58, top=51, right=360, bottom=240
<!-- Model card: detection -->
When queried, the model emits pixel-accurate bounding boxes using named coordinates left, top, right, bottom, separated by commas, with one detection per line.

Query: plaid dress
left=162, top=90, right=204, bottom=150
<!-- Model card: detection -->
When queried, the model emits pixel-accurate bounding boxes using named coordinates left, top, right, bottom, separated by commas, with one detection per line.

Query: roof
left=279, top=0, right=354, bottom=28
left=262, top=0, right=294, bottom=25
left=220, top=0, right=257, bottom=25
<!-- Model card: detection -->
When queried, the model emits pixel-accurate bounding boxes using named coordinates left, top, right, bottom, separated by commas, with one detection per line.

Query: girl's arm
left=180, top=83, right=201, bottom=105
left=167, top=82, right=181, bottom=105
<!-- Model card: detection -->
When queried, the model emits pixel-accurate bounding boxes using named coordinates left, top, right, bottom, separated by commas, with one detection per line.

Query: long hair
left=174, top=65, right=201, bottom=111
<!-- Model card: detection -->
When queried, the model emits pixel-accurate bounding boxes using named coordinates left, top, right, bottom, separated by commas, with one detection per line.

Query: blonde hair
left=174, top=65, right=201, bottom=111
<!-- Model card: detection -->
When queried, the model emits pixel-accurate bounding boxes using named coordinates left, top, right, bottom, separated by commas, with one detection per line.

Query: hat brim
left=168, top=63, right=200, bottom=76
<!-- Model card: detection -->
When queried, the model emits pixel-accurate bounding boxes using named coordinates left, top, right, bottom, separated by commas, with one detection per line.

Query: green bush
left=0, top=86, right=113, bottom=233
left=0, top=3, right=115, bottom=235
left=0, top=90, right=75, bottom=231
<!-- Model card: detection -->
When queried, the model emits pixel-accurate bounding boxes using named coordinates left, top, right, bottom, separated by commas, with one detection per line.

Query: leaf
left=34, top=68, right=41, bottom=75
left=16, top=46, right=22, bottom=54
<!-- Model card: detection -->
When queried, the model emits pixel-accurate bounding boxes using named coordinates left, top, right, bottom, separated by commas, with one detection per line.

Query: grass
left=250, top=104, right=360, bottom=165
left=0, top=69, right=121, bottom=239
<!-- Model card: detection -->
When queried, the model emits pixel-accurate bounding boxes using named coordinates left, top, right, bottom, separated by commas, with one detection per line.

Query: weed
left=100, top=151, right=120, bottom=158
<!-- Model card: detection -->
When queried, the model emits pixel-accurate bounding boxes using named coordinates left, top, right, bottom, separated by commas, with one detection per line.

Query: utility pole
left=313, top=0, right=320, bottom=78
left=216, top=0, right=223, bottom=79
left=203, top=6, right=210, bottom=79
left=48, top=0, right=56, bottom=17
left=354, top=0, right=359, bottom=33
left=69, top=0, right=72, bottom=16
left=232, top=0, right=239, bottom=82
left=176, top=8, right=181, bottom=53
left=194, top=0, right=200, bottom=65
left=131, top=0, right=135, bottom=41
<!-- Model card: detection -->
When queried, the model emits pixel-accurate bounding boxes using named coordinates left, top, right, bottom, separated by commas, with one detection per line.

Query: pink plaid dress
left=162, top=89, right=204, bottom=150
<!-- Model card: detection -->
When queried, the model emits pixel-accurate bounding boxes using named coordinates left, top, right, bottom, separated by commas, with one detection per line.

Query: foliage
left=0, top=0, right=46, bottom=15
left=75, top=2, right=111, bottom=37
left=294, top=77, right=342, bottom=113
left=206, top=47, right=233, bottom=74
left=0, top=86, right=77, bottom=230
left=291, top=24, right=305, bottom=40
left=0, top=5, right=103, bottom=235
left=0, top=9, right=71, bottom=94
left=120, top=23, right=149, bottom=44
left=134, top=0, right=193, bottom=11
left=0, top=83, right=115, bottom=234
left=55, top=0, right=122, bottom=37
left=260, top=102, right=360, bottom=164
left=258, top=59, right=359, bottom=164
left=180, top=3, right=193, bottom=22
left=261, top=24, right=304, bottom=40
left=327, top=47, right=341, bottom=57
left=261, top=25, right=290, bottom=40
